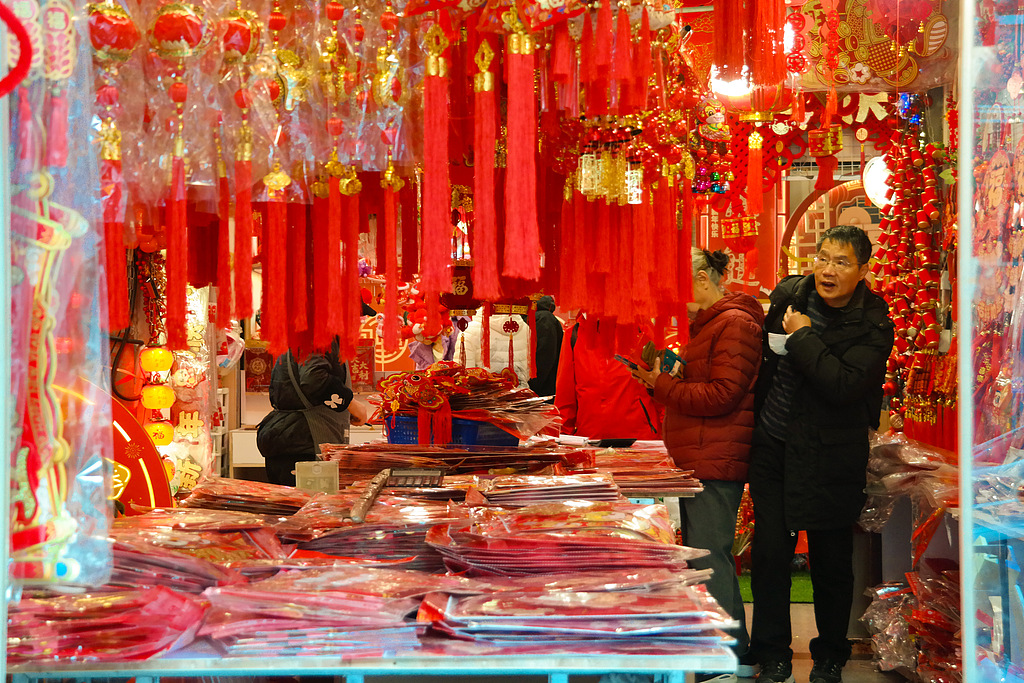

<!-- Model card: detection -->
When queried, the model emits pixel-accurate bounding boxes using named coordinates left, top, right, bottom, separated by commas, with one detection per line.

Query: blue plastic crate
left=385, top=415, right=519, bottom=446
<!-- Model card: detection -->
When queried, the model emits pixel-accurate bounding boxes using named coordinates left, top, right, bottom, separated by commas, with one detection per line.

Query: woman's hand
left=631, top=357, right=662, bottom=389
left=348, top=399, right=370, bottom=426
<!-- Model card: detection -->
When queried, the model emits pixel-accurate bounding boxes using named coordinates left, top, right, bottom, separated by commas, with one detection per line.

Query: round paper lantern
left=144, top=421, right=174, bottom=446
left=149, top=2, right=207, bottom=60
left=140, top=347, right=174, bottom=373
left=88, top=0, right=141, bottom=63
left=141, top=385, right=176, bottom=410
left=220, top=9, right=261, bottom=64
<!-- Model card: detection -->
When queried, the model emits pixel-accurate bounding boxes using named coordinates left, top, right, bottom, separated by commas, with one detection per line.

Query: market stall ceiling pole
left=1, top=22, right=11, bottom=683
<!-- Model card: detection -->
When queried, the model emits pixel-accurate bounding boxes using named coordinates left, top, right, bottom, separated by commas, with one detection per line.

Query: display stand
left=10, top=645, right=736, bottom=683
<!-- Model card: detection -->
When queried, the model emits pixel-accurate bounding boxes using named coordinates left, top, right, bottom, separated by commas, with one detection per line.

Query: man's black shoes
left=756, top=660, right=794, bottom=683
left=809, top=659, right=844, bottom=683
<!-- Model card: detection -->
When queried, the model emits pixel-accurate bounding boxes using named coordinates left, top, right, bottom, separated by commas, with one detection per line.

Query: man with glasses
left=748, top=225, right=894, bottom=683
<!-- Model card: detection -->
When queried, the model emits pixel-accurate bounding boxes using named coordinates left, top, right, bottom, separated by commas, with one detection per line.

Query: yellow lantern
left=140, top=347, right=174, bottom=373
left=140, top=384, right=176, bottom=410
left=144, top=421, right=174, bottom=446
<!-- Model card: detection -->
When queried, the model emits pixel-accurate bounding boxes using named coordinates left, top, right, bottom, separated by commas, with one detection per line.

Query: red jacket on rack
left=653, top=291, right=764, bottom=482
left=555, top=318, right=663, bottom=441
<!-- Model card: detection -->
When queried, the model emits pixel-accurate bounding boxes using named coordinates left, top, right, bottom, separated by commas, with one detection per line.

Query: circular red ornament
left=169, top=81, right=188, bottom=103
left=88, top=2, right=141, bottom=62
left=150, top=2, right=207, bottom=59
left=234, top=88, right=252, bottom=109
left=381, top=10, right=398, bottom=34
left=326, top=1, right=344, bottom=21
left=350, top=22, right=365, bottom=42
left=327, top=117, right=344, bottom=136
left=220, top=10, right=261, bottom=64
left=96, top=84, right=119, bottom=107
left=268, top=11, right=287, bottom=32
left=502, top=320, right=520, bottom=334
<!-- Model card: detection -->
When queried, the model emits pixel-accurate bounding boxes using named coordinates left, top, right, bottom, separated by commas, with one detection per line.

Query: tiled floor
left=741, top=603, right=905, bottom=683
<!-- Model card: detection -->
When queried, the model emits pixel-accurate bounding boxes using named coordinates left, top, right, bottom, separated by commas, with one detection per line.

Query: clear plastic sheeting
left=8, top=0, right=113, bottom=587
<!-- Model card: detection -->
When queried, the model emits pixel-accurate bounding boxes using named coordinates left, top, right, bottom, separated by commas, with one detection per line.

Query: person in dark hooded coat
left=528, top=295, right=563, bottom=400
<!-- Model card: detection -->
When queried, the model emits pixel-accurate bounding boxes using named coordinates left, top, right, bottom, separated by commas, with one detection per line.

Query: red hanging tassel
left=341, top=191, right=361, bottom=360
left=580, top=11, right=596, bottom=85
left=714, top=0, right=745, bottom=81
left=473, top=37, right=501, bottom=300
left=166, top=155, right=188, bottom=349
left=654, top=45, right=668, bottom=111
left=400, top=180, right=418, bottom=281
left=421, top=23, right=452, bottom=294
left=507, top=326, right=517, bottom=384
left=460, top=332, right=467, bottom=367
left=46, top=90, right=68, bottom=168
left=822, top=87, right=838, bottom=128
left=264, top=190, right=289, bottom=356
left=633, top=8, right=652, bottom=111
left=596, top=198, right=612, bottom=273
left=789, top=88, right=805, bottom=123
left=611, top=5, right=633, bottom=114
left=312, top=190, right=332, bottom=350
left=552, top=21, right=571, bottom=82
left=481, top=302, right=491, bottom=368
left=234, top=157, right=254, bottom=321
left=653, top=177, right=678, bottom=301
left=572, top=192, right=588, bottom=309
left=432, top=399, right=453, bottom=444
left=528, top=302, right=538, bottom=379
left=632, top=192, right=655, bottom=320
left=815, top=154, right=838, bottom=192
left=288, top=201, right=308, bottom=335
left=418, top=404, right=433, bottom=444
left=425, top=293, right=443, bottom=338
left=748, top=131, right=764, bottom=215
left=216, top=165, right=233, bottom=328
left=558, top=191, right=576, bottom=309
left=324, top=175, right=345, bottom=348
left=751, top=0, right=785, bottom=89
left=383, top=182, right=400, bottom=352
left=101, top=153, right=129, bottom=331
left=504, top=28, right=541, bottom=281
left=595, top=0, right=613, bottom=76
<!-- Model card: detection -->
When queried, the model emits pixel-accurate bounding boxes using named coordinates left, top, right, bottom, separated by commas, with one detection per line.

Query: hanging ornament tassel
left=558, top=186, right=577, bottom=309
left=166, top=152, right=188, bottom=349
left=341, top=184, right=362, bottom=360
left=815, top=154, right=838, bottom=192
left=822, top=86, right=838, bottom=128
left=418, top=405, right=433, bottom=445
left=789, top=87, right=805, bottom=123
left=46, top=90, right=68, bottom=169
left=747, top=130, right=764, bottom=215
left=481, top=302, right=491, bottom=368
left=596, top=198, right=612, bottom=273
left=507, top=323, right=518, bottom=384
left=215, top=152, right=233, bottom=328
left=288, top=200, right=308, bottom=337
left=632, top=191, right=655, bottom=320
left=263, top=165, right=291, bottom=356
left=233, top=121, right=255, bottom=322
left=580, top=11, right=596, bottom=85
left=432, top=398, right=453, bottom=445
left=382, top=170, right=402, bottom=352
left=633, top=8, right=652, bottom=111
left=400, top=180, right=419, bottom=280
left=714, top=0, right=745, bottom=81
left=611, top=3, right=633, bottom=114
left=473, top=37, right=501, bottom=299
left=504, top=17, right=541, bottom=281
left=595, top=0, right=613, bottom=77
left=653, top=174, right=678, bottom=301
left=312, top=184, right=332, bottom=350
left=551, top=21, right=571, bottom=83
left=99, top=104, right=129, bottom=331
left=751, top=0, right=785, bottom=89
left=421, top=22, right=452, bottom=295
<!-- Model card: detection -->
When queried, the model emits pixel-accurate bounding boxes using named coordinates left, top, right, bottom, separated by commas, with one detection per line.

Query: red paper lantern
left=149, top=2, right=207, bottom=59
left=140, top=347, right=174, bottom=373
left=220, top=9, right=261, bottom=64
left=88, top=1, right=141, bottom=62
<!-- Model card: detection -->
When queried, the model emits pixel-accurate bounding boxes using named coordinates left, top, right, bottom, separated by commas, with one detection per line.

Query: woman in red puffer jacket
left=633, top=248, right=764, bottom=670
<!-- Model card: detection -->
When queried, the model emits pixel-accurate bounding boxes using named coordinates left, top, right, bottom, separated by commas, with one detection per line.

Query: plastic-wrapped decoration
left=8, top=0, right=114, bottom=588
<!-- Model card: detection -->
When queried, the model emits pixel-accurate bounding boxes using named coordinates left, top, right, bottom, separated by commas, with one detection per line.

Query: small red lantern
left=149, top=2, right=208, bottom=59
left=140, top=347, right=174, bottom=373
left=220, top=9, right=261, bottom=64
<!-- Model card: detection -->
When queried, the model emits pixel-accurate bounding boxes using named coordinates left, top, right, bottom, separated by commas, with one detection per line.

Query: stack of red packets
left=181, top=478, right=312, bottom=516
left=480, top=473, right=621, bottom=506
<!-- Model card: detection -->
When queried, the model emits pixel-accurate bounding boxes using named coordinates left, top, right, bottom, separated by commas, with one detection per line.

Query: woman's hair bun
left=707, top=250, right=729, bottom=275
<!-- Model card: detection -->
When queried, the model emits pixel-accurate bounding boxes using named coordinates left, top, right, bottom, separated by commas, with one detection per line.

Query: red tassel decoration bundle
left=503, top=20, right=540, bottom=281
left=551, top=21, right=571, bottom=83
left=595, top=0, right=613, bottom=77
left=580, top=12, right=596, bottom=85
left=166, top=154, right=188, bottom=349
left=421, top=22, right=452, bottom=294
left=418, top=405, right=433, bottom=445
left=263, top=170, right=290, bottom=356
left=341, top=191, right=361, bottom=360
left=382, top=176, right=401, bottom=352
left=311, top=189, right=331, bottom=350
left=632, top=192, right=655, bottom=320
left=400, top=180, right=418, bottom=281
left=473, top=37, right=501, bottom=300
left=751, top=0, right=785, bottom=89
left=714, top=0, right=746, bottom=81
left=596, top=198, right=612, bottom=273
left=815, top=154, right=838, bottom=192
left=747, top=130, right=764, bottom=214
left=99, top=108, right=129, bottom=330
left=432, top=399, right=453, bottom=445
left=288, top=201, right=308, bottom=336
left=558, top=190, right=576, bottom=310
left=233, top=97, right=255, bottom=321
left=571, top=191, right=588, bottom=309
left=216, top=156, right=233, bottom=328
left=633, top=8, right=652, bottom=111
left=653, top=177, right=678, bottom=301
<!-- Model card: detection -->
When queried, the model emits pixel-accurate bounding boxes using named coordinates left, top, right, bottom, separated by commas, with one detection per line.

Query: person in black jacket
left=256, top=338, right=370, bottom=486
left=748, top=226, right=894, bottom=683
left=528, top=295, right=563, bottom=400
